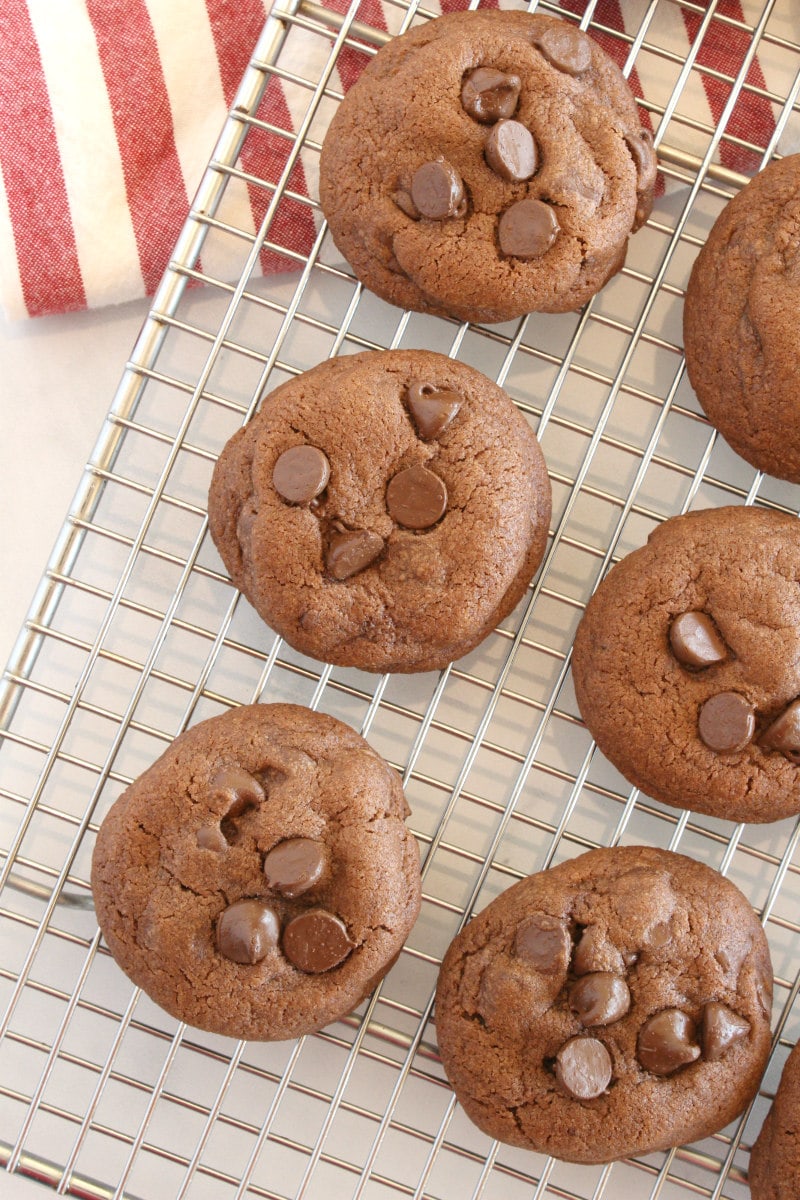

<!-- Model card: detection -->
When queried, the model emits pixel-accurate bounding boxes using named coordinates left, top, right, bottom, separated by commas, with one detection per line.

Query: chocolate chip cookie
left=684, top=154, right=800, bottom=482
left=319, top=10, right=656, bottom=325
left=750, top=1041, right=800, bottom=1199
left=434, top=845, right=772, bottom=1163
left=208, top=349, right=551, bottom=673
left=91, top=703, right=421, bottom=1040
left=572, top=506, right=800, bottom=824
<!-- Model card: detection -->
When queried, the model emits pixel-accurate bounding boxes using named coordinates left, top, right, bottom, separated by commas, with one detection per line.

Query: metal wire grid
left=2, top=0, right=800, bottom=1196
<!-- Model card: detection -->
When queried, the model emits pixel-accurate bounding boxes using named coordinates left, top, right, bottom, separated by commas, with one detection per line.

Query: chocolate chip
left=570, top=972, right=631, bottom=1027
left=196, top=825, right=228, bottom=853
left=760, top=699, right=800, bottom=763
left=698, top=692, right=756, bottom=753
left=264, top=837, right=325, bottom=898
left=485, top=120, right=537, bottom=182
left=669, top=611, right=727, bottom=669
left=210, top=766, right=265, bottom=814
left=272, top=445, right=331, bottom=505
left=282, top=908, right=353, bottom=973
left=514, top=913, right=570, bottom=973
left=572, top=926, right=625, bottom=976
left=461, top=67, right=521, bottom=124
left=387, top=464, right=447, bottom=529
left=702, top=1002, right=750, bottom=1061
left=637, top=1009, right=701, bottom=1075
left=644, top=921, right=672, bottom=950
left=326, top=529, right=384, bottom=580
left=498, top=198, right=559, bottom=260
left=410, top=159, right=466, bottom=220
left=625, top=127, right=658, bottom=220
left=536, top=25, right=593, bottom=75
left=555, top=1037, right=612, bottom=1099
left=217, top=899, right=279, bottom=964
left=406, top=381, right=461, bottom=440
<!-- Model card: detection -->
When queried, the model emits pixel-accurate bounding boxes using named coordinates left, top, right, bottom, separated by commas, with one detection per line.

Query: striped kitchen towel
left=1, top=0, right=798, bottom=321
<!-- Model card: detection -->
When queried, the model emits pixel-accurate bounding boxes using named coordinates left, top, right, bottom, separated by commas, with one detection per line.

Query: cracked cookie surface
left=750, top=1040, right=800, bottom=1199
left=91, top=703, right=421, bottom=1040
left=434, top=846, right=771, bottom=1163
left=684, top=154, right=800, bottom=482
left=319, top=10, right=655, bottom=325
left=208, top=349, right=551, bottom=673
left=572, top=506, right=800, bottom=823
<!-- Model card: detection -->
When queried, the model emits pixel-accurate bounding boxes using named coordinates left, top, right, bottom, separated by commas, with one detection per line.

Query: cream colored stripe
left=0, top=161, right=28, bottom=321
left=26, top=0, right=143, bottom=308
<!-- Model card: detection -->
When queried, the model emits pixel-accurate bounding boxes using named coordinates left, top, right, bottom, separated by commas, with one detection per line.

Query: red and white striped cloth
left=1, top=0, right=798, bottom=321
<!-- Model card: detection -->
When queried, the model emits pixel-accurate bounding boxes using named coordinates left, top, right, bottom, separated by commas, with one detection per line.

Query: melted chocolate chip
left=637, top=1009, right=701, bottom=1075
left=485, top=120, right=537, bottom=182
left=698, top=692, right=756, bottom=753
left=282, top=908, right=353, bottom=973
left=386, top=465, right=447, bottom=529
left=410, top=160, right=466, bottom=220
left=570, top=972, right=631, bottom=1027
left=326, top=529, right=384, bottom=580
left=535, top=25, right=593, bottom=76
left=196, top=825, right=228, bottom=853
left=625, top=126, right=658, bottom=228
left=406, top=382, right=461, bottom=440
left=461, top=67, right=521, bottom=124
left=702, top=1002, right=750, bottom=1061
left=210, top=766, right=265, bottom=814
left=272, top=445, right=331, bottom=505
left=498, top=198, right=559, bottom=260
left=555, top=1036, right=612, bottom=1100
left=263, top=837, right=326, bottom=898
left=669, top=612, right=727, bottom=669
left=760, top=699, right=800, bottom=763
left=217, top=899, right=279, bottom=964
left=514, top=913, right=570, bottom=973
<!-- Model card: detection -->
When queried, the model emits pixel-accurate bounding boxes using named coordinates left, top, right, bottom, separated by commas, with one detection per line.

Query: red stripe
left=682, top=0, right=774, bottom=176
left=86, top=0, right=190, bottom=295
left=0, top=2, right=86, bottom=316
left=324, top=0, right=389, bottom=93
left=207, top=0, right=317, bottom=275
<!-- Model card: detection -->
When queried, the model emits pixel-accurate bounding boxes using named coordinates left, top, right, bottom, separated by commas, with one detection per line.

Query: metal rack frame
left=2, top=1, right=800, bottom=1197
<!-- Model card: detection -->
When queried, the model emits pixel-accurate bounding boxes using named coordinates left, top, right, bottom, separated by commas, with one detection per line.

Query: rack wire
left=2, top=0, right=800, bottom=1196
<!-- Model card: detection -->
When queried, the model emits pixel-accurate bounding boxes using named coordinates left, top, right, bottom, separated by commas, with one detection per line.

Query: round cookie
left=572, top=506, right=800, bottom=823
left=684, top=154, right=800, bottom=482
left=319, top=10, right=656, bottom=325
left=208, top=349, right=551, bottom=673
left=91, top=703, right=421, bottom=1041
left=434, top=845, right=772, bottom=1164
left=749, top=1041, right=800, bottom=1199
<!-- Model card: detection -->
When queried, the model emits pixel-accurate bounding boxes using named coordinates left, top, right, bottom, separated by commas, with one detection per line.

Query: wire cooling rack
left=3, top=1, right=800, bottom=1197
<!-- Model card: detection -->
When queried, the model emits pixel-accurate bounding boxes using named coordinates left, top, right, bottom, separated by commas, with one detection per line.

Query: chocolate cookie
left=684, top=154, right=800, bottom=482
left=319, top=10, right=656, bottom=325
left=750, top=1042, right=800, bottom=1199
left=572, top=506, right=800, bottom=823
left=208, top=349, right=551, bottom=673
left=434, top=845, right=772, bottom=1164
left=91, top=704, right=421, bottom=1040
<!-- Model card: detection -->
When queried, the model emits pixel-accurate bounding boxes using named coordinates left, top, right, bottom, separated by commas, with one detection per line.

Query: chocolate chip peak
left=498, top=198, right=559, bottom=260
left=217, top=899, right=279, bottom=964
left=535, top=24, right=593, bottom=76
left=406, top=381, right=461, bottom=441
left=637, top=1009, right=701, bottom=1075
left=264, top=837, right=325, bottom=898
left=760, top=699, right=800, bottom=763
left=555, top=1036, right=612, bottom=1100
left=698, top=692, right=755, bottom=753
left=461, top=67, right=521, bottom=124
left=702, top=1002, right=750, bottom=1061
left=570, top=972, right=630, bottom=1027
left=669, top=611, right=727, bottom=669
left=273, top=444, right=331, bottom=505
left=410, top=159, right=466, bottom=220
left=210, top=766, right=265, bottom=813
left=514, top=912, right=570, bottom=973
left=572, top=925, right=625, bottom=976
left=326, top=529, right=384, bottom=580
left=387, top=464, right=447, bottom=530
left=282, top=908, right=353, bottom=973
left=485, top=120, right=537, bottom=183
